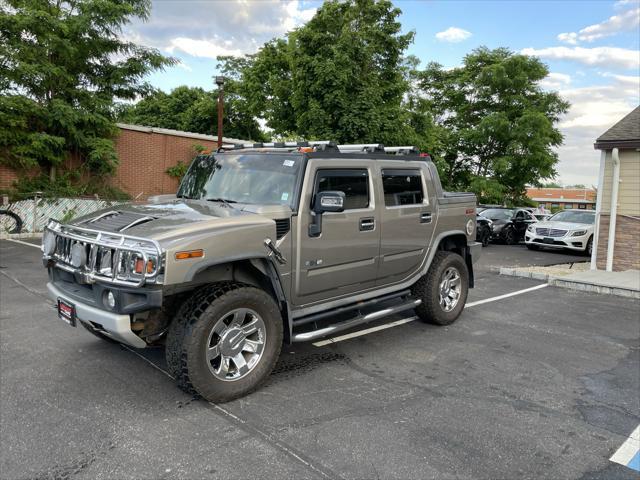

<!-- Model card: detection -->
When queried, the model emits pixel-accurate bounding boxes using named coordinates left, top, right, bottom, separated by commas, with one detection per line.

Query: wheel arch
left=433, top=231, right=475, bottom=288
left=185, top=257, right=292, bottom=343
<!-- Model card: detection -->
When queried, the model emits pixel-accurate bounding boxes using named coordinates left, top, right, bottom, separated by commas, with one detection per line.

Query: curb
left=549, top=277, right=640, bottom=299
left=0, top=232, right=42, bottom=240
left=500, top=266, right=640, bottom=299
left=499, top=267, right=550, bottom=281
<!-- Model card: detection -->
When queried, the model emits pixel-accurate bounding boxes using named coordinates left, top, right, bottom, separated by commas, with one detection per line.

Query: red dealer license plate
left=57, top=299, right=77, bottom=327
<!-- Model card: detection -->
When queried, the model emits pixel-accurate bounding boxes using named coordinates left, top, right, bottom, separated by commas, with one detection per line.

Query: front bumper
left=524, top=231, right=589, bottom=251
left=47, top=282, right=147, bottom=348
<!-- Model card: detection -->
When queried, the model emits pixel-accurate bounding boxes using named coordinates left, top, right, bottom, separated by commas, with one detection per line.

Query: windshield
left=480, top=208, right=514, bottom=220
left=549, top=210, right=595, bottom=224
left=177, top=153, right=302, bottom=207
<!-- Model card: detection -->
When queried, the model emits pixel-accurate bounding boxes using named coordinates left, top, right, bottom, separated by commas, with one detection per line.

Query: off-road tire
left=503, top=226, right=516, bottom=245
left=165, top=282, right=283, bottom=403
left=80, top=321, right=119, bottom=344
left=411, top=251, right=469, bottom=326
left=526, top=243, right=539, bottom=251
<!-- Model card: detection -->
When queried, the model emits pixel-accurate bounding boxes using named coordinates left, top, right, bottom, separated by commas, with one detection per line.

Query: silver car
left=525, top=209, right=595, bottom=255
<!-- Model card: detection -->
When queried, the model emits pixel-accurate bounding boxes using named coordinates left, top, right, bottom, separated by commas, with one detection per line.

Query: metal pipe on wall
left=606, top=148, right=620, bottom=271
left=591, top=150, right=607, bottom=270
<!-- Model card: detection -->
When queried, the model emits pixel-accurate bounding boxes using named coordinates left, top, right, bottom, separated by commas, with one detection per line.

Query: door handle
left=359, top=217, right=375, bottom=231
left=420, top=212, right=432, bottom=224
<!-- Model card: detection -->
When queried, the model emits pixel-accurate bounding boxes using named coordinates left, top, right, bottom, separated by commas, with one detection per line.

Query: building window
left=551, top=203, right=559, bottom=209
left=578, top=204, right=586, bottom=209
left=564, top=204, right=573, bottom=209
left=381, top=169, right=425, bottom=206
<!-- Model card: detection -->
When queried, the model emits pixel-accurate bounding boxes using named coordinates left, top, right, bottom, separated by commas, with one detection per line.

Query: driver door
left=293, top=162, right=380, bottom=305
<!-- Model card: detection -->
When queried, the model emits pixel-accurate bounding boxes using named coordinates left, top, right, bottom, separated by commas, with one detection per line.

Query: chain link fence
left=0, top=194, right=127, bottom=234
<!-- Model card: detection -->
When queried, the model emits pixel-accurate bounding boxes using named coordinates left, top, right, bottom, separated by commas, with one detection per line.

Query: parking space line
left=4, top=238, right=40, bottom=249
left=465, top=283, right=548, bottom=307
left=610, top=425, right=640, bottom=472
left=313, top=283, right=549, bottom=347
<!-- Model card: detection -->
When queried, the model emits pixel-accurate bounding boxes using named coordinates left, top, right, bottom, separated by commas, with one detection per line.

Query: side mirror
left=309, top=191, right=345, bottom=237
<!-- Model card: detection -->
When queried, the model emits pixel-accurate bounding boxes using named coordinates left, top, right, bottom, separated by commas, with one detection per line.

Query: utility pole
left=215, top=76, right=225, bottom=149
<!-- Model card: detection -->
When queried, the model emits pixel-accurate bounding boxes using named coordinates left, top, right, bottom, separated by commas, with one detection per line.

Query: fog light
left=104, top=290, right=116, bottom=310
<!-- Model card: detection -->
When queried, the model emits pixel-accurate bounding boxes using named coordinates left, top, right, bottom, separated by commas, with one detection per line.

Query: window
left=315, top=169, right=369, bottom=210
left=381, top=169, right=424, bottom=206
left=578, top=204, right=586, bottom=209
left=564, top=203, right=573, bottom=209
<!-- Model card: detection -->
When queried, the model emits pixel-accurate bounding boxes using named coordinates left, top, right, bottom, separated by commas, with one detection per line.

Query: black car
left=478, top=208, right=537, bottom=245
left=476, top=216, right=493, bottom=247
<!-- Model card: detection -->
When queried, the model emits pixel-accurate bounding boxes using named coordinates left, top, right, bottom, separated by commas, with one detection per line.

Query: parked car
left=525, top=209, right=595, bottom=255
left=476, top=216, right=493, bottom=247
left=479, top=208, right=537, bottom=245
left=42, top=142, right=481, bottom=403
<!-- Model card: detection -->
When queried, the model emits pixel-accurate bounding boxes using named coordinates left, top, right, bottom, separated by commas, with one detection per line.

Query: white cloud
left=521, top=46, right=640, bottom=69
left=557, top=7, right=640, bottom=43
left=538, top=72, right=571, bottom=89
left=614, top=0, right=639, bottom=9
left=128, top=0, right=316, bottom=57
left=553, top=75, right=640, bottom=185
left=166, top=37, right=244, bottom=60
left=435, top=27, right=472, bottom=43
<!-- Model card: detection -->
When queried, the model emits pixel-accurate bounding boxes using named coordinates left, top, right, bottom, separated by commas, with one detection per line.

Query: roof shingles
left=594, top=106, right=640, bottom=150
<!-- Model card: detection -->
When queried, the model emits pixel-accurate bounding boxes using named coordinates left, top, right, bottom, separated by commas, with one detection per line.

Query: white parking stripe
left=465, top=283, right=548, bottom=307
left=313, top=283, right=549, bottom=346
left=4, top=238, right=40, bottom=249
left=313, top=316, right=418, bottom=347
left=610, top=425, right=640, bottom=469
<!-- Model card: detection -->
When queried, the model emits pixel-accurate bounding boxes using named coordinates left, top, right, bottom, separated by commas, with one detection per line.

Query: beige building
left=591, top=106, right=640, bottom=272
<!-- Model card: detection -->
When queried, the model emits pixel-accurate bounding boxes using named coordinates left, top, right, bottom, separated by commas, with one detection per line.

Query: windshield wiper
left=206, top=197, right=237, bottom=208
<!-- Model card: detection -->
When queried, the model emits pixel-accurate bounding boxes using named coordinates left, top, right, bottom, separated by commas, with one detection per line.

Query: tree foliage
left=220, top=0, right=437, bottom=149
left=117, top=84, right=267, bottom=142
left=0, top=0, right=174, bottom=178
left=419, top=47, right=569, bottom=203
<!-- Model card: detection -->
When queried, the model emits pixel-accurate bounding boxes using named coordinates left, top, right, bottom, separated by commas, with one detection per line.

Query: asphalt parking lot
left=1, top=239, right=638, bottom=480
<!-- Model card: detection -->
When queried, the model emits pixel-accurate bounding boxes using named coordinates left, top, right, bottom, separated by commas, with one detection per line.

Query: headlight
left=71, top=242, right=87, bottom=268
left=571, top=230, right=587, bottom=236
left=42, top=229, right=56, bottom=255
left=466, top=219, right=474, bottom=235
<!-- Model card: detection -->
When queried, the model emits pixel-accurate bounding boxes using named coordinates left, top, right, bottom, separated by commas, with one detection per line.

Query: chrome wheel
left=439, top=267, right=461, bottom=312
left=206, top=308, right=266, bottom=381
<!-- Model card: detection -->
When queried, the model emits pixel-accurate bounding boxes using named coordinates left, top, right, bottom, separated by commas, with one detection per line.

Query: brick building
left=591, top=106, right=640, bottom=272
left=0, top=123, right=250, bottom=199
left=526, top=187, right=596, bottom=211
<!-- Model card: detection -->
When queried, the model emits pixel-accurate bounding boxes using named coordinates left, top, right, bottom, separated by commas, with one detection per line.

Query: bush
left=7, top=172, right=130, bottom=201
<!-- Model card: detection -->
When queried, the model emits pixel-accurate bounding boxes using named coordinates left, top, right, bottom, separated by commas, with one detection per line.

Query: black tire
left=503, top=226, right=516, bottom=245
left=585, top=236, right=593, bottom=257
left=411, top=251, right=469, bottom=326
left=526, top=243, right=539, bottom=251
left=480, top=228, right=491, bottom=247
left=80, top=320, right=119, bottom=344
left=0, top=210, right=23, bottom=234
left=165, top=282, right=283, bottom=403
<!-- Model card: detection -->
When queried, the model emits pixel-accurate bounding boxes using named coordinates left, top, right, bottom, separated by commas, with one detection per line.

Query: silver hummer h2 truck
left=42, top=142, right=481, bottom=402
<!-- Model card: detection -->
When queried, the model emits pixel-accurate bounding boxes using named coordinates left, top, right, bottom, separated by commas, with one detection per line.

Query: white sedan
left=525, top=209, right=596, bottom=255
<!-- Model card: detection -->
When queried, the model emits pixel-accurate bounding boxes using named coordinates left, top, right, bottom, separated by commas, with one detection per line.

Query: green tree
left=221, top=0, right=421, bottom=146
left=419, top=47, right=569, bottom=203
left=118, top=84, right=267, bottom=142
left=0, top=0, right=174, bottom=181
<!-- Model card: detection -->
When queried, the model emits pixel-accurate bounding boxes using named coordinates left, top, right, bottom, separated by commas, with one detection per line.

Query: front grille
left=275, top=218, right=291, bottom=239
left=535, top=227, right=567, bottom=237
left=45, top=222, right=161, bottom=287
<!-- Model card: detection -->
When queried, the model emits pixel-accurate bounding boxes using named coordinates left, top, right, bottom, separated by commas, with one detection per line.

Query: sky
left=126, top=0, right=640, bottom=187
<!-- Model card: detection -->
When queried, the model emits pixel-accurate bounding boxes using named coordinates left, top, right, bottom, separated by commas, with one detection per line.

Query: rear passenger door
left=294, top=163, right=380, bottom=303
left=377, top=167, right=435, bottom=285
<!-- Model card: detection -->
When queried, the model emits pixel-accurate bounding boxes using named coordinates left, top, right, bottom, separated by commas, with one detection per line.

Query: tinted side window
left=315, top=169, right=369, bottom=210
left=382, top=169, right=424, bottom=206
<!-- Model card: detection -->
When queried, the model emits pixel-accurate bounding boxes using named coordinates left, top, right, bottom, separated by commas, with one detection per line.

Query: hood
left=533, top=220, right=593, bottom=231
left=70, top=199, right=290, bottom=243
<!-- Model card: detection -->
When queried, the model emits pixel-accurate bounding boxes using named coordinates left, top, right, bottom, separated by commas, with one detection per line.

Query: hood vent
left=83, top=211, right=155, bottom=232
left=275, top=218, right=290, bottom=239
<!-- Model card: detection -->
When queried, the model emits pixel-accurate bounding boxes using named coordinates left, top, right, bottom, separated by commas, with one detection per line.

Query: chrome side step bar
left=291, top=298, right=421, bottom=343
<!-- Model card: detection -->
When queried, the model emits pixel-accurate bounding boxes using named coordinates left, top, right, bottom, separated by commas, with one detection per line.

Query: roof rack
left=224, top=141, right=420, bottom=155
